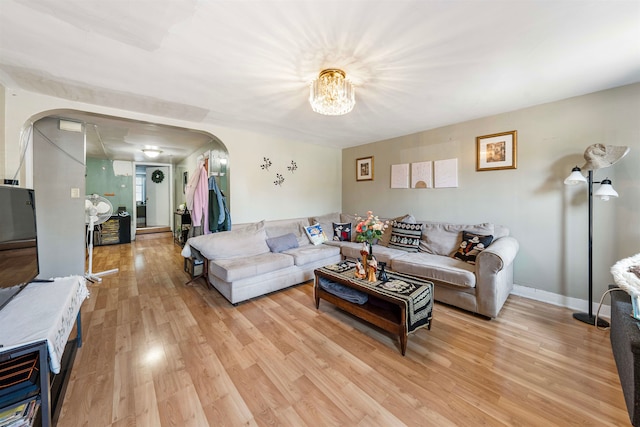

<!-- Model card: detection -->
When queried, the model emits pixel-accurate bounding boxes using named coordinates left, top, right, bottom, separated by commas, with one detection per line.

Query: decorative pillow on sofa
left=419, top=222, right=494, bottom=256
left=304, top=224, right=328, bottom=245
left=388, top=220, right=422, bottom=252
left=340, top=213, right=359, bottom=241
left=266, top=233, right=299, bottom=253
left=379, top=214, right=414, bottom=247
left=310, top=212, right=341, bottom=242
left=452, top=231, right=494, bottom=264
left=332, top=222, right=351, bottom=241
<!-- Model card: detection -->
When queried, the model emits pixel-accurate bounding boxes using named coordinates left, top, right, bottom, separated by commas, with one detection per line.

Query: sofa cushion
left=266, top=233, right=299, bottom=253
left=332, top=222, right=352, bottom=241
left=388, top=220, right=422, bottom=252
left=304, top=224, right=328, bottom=245
left=284, top=244, right=341, bottom=266
left=391, top=252, right=477, bottom=288
left=210, top=252, right=294, bottom=282
left=265, top=218, right=310, bottom=247
left=419, top=222, right=494, bottom=256
left=452, top=231, right=494, bottom=265
left=187, top=220, right=270, bottom=260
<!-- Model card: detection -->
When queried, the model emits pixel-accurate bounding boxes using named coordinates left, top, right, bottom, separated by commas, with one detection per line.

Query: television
left=0, top=186, right=39, bottom=310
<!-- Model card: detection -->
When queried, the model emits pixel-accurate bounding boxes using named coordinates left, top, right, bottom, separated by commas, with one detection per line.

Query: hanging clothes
left=208, top=175, right=231, bottom=232
left=186, top=163, right=209, bottom=235
left=185, top=160, right=204, bottom=212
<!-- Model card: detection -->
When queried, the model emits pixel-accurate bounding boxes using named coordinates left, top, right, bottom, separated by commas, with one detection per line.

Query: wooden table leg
left=314, top=274, right=320, bottom=309
left=400, top=306, right=408, bottom=356
left=400, top=333, right=408, bottom=356
left=186, top=256, right=210, bottom=289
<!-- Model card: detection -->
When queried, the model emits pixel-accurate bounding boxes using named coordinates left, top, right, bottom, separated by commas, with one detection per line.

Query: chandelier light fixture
left=309, top=69, right=355, bottom=116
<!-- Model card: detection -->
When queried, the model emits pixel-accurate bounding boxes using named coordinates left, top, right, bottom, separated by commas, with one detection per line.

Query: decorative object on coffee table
left=355, top=211, right=388, bottom=253
left=354, top=261, right=366, bottom=279
left=367, top=257, right=378, bottom=282
left=360, top=241, right=370, bottom=271
left=378, top=262, right=389, bottom=282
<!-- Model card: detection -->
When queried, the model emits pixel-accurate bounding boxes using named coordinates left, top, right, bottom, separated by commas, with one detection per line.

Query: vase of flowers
left=355, top=211, right=388, bottom=261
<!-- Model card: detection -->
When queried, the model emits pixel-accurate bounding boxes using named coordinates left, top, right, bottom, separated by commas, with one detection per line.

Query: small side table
left=174, top=210, right=191, bottom=246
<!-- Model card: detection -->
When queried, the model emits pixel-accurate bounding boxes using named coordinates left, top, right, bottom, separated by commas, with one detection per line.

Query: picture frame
left=476, top=130, right=517, bottom=171
left=356, top=156, right=374, bottom=181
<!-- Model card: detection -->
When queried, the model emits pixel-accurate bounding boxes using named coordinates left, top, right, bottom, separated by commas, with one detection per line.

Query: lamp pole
left=572, top=170, right=610, bottom=327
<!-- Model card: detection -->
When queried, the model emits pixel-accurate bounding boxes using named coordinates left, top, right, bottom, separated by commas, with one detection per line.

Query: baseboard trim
left=512, top=284, right=612, bottom=320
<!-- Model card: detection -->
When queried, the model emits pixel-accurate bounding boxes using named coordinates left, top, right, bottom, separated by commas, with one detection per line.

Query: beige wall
left=0, top=87, right=342, bottom=225
left=343, top=83, right=640, bottom=306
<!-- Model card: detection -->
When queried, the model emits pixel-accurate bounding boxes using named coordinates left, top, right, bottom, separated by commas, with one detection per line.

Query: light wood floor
left=59, top=235, right=630, bottom=426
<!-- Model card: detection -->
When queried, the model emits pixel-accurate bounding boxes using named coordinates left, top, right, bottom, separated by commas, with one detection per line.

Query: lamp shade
left=594, top=178, right=618, bottom=201
left=564, top=166, right=587, bottom=185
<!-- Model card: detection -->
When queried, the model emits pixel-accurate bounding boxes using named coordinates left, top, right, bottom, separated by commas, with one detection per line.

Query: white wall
left=1, top=88, right=343, bottom=225
left=32, top=117, right=85, bottom=278
left=342, top=83, right=640, bottom=306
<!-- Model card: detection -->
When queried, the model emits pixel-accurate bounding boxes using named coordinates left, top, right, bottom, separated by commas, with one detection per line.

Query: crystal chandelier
left=309, top=69, right=355, bottom=115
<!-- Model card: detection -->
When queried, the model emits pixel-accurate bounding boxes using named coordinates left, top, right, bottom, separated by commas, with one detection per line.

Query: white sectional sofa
left=182, top=212, right=519, bottom=318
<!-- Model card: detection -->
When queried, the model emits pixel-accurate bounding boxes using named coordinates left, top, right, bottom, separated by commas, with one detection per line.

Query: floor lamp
left=564, top=144, right=630, bottom=327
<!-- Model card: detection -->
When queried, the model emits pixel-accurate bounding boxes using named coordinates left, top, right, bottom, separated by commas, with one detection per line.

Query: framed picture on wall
left=476, top=130, right=517, bottom=171
left=356, top=156, right=374, bottom=181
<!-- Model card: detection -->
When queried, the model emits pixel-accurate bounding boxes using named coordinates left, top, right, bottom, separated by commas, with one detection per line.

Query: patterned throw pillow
left=452, top=231, right=494, bottom=264
left=304, top=224, right=328, bottom=245
left=332, top=222, right=352, bottom=241
left=388, top=221, right=422, bottom=252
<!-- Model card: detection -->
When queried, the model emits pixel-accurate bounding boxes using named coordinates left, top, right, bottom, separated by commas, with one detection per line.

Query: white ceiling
left=1, top=0, right=639, bottom=161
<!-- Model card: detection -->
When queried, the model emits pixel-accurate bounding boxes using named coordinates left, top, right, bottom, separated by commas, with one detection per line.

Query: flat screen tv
left=0, top=186, right=39, bottom=310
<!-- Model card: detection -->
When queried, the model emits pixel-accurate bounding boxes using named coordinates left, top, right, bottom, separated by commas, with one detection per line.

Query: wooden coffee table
left=314, top=262, right=433, bottom=355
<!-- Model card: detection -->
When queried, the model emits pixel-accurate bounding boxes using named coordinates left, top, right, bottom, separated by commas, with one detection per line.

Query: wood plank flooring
left=59, top=235, right=630, bottom=426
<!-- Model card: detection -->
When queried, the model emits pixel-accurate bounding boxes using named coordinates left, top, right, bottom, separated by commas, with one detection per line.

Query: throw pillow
left=332, top=222, right=352, bottom=241
left=340, top=213, right=360, bottom=241
left=388, top=220, right=422, bottom=252
left=419, top=222, right=494, bottom=256
left=452, top=231, right=494, bottom=264
left=310, top=212, right=341, bottom=242
left=379, top=214, right=414, bottom=247
left=266, top=233, right=299, bottom=253
left=304, top=224, right=328, bottom=245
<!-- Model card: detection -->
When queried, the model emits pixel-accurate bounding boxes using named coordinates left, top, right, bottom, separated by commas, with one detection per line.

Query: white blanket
left=0, top=276, right=89, bottom=373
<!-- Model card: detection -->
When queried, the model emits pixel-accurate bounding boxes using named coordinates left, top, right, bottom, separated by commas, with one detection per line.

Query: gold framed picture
left=356, top=156, right=374, bottom=181
left=476, top=130, right=517, bottom=171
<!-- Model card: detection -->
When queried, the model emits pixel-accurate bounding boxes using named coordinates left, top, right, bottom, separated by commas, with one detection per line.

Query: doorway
left=134, top=163, right=172, bottom=236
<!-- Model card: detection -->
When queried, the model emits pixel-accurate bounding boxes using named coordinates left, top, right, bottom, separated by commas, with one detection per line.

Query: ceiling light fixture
left=142, top=148, right=162, bottom=159
left=309, top=69, right=355, bottom=116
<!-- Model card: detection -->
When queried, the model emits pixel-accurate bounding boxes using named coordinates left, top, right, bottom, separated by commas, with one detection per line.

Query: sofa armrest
left=474, top=236, right=519, bottom=318
left=476, top=236, right=519, bottom=273
left=183, top=227, right=271, bottom=260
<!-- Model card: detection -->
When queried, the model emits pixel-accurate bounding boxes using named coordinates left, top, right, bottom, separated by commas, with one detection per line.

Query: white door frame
left=132, top=161, right=173, bottom=240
